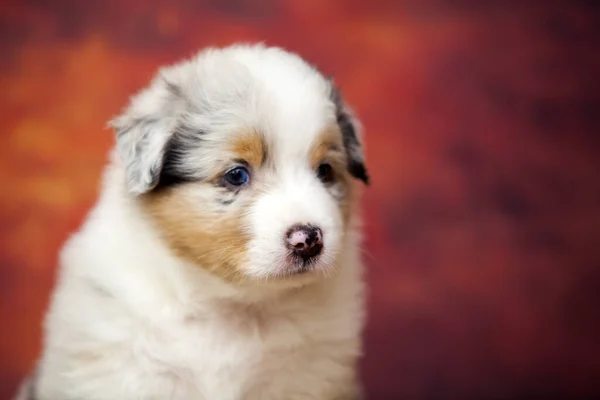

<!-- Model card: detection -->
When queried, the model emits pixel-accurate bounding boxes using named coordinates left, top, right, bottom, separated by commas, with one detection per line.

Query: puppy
left=25, top=44, right=369, bottom=400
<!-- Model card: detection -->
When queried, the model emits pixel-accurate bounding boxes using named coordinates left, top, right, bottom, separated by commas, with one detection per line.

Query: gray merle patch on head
left=112, top=73, right=204, bottom=195
left=329, top=84, right=369, bottom=185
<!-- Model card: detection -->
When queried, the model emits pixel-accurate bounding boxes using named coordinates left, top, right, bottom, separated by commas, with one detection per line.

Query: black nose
left=285, top=225, right=323, bottom=260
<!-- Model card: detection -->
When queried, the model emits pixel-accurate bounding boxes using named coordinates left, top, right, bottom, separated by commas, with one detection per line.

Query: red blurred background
left=1, top=0, right=599, bottom=398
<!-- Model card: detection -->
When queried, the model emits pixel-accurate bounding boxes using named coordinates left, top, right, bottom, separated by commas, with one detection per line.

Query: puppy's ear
left=109, top=75, right=182, bottom=195
left=330, top=84, right=369, bottom=185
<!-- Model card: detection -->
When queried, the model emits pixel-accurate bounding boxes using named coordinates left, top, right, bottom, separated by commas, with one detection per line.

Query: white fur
left=29, top=44, right=367, bottom=400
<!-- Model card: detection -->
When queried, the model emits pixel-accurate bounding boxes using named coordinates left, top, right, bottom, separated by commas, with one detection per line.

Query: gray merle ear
left=330, top=85, right=369, bottom=185
left=109, top=75, right=182, bottom=195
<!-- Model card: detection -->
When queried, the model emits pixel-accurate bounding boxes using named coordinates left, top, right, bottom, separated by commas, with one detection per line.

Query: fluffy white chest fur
left=25, top=44, right=369, bottom=400
left=35, top=171, right=365, bottom=399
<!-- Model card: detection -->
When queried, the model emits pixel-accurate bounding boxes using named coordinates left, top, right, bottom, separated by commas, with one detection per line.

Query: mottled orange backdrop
left=1, top=0, right=600, bottom=398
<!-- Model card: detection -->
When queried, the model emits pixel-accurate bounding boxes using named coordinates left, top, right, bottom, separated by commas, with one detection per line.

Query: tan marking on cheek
left=231, top=130, right=266, bottom=168
left=139, top=186, right=251, bottom=283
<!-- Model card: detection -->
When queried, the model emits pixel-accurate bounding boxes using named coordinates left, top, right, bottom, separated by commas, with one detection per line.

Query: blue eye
left=224, top=166, right=250, bottom=187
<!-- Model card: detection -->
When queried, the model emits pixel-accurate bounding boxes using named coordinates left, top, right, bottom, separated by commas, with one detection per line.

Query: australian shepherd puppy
left=20, top=44, right=369, bottom=400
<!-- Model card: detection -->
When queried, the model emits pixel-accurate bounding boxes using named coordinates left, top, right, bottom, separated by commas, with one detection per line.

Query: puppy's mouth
left=285, top=251, right=323, bottom=274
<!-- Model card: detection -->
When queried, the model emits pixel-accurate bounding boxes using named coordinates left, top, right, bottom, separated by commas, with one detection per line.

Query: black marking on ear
left=156, top=136, right=192, bottom=189
left=155, top=124, right=206, bottom=191
left=330, top=85, right=370, bottom=185
left=348, top=159, right=369, bottom=185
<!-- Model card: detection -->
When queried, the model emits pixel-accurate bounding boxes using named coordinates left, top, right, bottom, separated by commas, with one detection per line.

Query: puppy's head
left=111, top=45, right=368, bottom=285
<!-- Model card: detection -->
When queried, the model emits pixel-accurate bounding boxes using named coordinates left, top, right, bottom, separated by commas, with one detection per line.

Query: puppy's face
left=111, top=45, right=368, bottom=285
